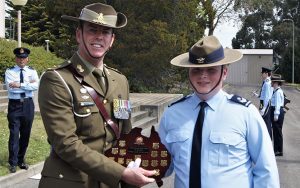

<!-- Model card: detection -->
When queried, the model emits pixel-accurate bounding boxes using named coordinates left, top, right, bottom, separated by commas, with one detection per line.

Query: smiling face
left=15, top=57, right=29, bottom=68
left=76, top=22, right=115, bottom=66
left=189, top=65, right=228, bottom=100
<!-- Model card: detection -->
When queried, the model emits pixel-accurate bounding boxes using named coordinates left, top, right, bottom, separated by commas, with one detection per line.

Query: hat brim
left=272, top=79, right=285, bottom=82
left=61, top=12, right=127, bottom=28
left=16, top=54, right=28, bottom=58
left=171, top=48, right=242, bottom=68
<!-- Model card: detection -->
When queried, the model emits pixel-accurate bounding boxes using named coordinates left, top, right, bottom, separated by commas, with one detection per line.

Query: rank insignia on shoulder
left=168, top=95, right=191, bottom=107
left=229, top=95, right=251, bottom=107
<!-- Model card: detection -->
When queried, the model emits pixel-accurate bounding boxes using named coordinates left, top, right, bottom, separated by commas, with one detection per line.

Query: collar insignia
left=77, top=64, right=84, bottom=73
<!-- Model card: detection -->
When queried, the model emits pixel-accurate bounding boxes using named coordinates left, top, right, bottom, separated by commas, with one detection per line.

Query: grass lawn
left=0, top=112, right=50, bottom=176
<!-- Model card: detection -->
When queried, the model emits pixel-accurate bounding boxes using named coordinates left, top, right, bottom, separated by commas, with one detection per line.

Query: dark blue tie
left=20, top=69, right=24, bottom=83
left=189, top=101, right=207, bottom=188
left=20, top=69, right=25, bottom=98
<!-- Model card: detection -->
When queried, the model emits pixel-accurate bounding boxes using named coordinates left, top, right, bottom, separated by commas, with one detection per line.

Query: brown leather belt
left=9, top=98, right=32, bottom=103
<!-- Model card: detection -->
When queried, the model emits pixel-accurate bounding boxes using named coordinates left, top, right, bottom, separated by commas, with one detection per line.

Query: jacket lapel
left=104, top=67, right=116, bottom=98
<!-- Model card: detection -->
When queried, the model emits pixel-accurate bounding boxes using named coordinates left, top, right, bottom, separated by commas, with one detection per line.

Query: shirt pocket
left=208, top=131, right=244, bottom=166
left=165, top=130, right=190, bottom=162
left=73, top=101, right=101, bottom=137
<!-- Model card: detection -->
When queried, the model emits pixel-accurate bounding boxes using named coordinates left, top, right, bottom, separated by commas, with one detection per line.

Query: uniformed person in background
left=5, top=47, right=39, bottom=173
left=38, top=3, right=155, bottom=188
left=258, top=67, right=273, bottom=139
left=270, top=74, right=285, bottom=156
left=158, top=36, right=279, bottom=188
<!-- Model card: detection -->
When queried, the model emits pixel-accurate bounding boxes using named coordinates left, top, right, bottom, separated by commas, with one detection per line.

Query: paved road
left=5, top=86, right=300, bottom=188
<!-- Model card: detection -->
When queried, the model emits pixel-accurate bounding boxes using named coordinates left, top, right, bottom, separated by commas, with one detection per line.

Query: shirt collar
left=205, top=90, right=225, bottom=111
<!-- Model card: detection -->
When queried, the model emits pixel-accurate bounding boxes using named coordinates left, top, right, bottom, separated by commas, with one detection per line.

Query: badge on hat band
left=189, top=46, right=224, bottom=65
left=81, top=8, right=117, bottom=26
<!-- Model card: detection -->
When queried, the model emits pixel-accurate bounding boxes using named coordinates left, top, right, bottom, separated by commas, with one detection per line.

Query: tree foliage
left=232, top=0, right=299, bottom=83
left=6, top=0, right=204, bottom=92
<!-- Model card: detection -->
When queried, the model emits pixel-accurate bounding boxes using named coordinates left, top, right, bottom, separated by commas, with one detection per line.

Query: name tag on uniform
left=113, top=99, right=131, bottom=119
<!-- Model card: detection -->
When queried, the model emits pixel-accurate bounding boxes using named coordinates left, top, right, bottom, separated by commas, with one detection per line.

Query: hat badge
left=196, top=57, right=205, bottom=64
left=20, top=48, right=24, bottom=53
left=93, top=13, right=105, bottom=24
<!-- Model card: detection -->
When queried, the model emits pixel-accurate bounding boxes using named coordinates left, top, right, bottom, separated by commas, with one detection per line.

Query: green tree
left=6, top=0, right=55, bottom=50
left=232, top=0, right=299, bottom=83
left=6, top=0, right=205, bottom=92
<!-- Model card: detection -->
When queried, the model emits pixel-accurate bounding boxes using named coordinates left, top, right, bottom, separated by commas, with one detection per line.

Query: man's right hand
left=121, top=164, right=156, bottom=187
left=260, top=108, right=266, bottom=116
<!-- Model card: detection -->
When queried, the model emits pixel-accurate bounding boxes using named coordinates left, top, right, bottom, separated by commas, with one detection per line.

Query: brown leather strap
left=67, top=65, right=120, bottom=139
left=83, top=85, right=120, bottom=139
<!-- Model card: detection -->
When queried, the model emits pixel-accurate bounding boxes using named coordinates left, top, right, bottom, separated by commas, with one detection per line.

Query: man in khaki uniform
left=38, top=3, right=155, bottom=188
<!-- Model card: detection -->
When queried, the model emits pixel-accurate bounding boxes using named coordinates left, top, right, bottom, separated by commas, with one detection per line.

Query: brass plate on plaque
left=104, top=126, right=171, bottom=187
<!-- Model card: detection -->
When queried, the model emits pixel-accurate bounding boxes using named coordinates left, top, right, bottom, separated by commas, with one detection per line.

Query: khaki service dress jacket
left=38, top=53, right=133, bottom=188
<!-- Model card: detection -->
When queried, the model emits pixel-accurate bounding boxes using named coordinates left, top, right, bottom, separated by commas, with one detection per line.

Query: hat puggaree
left=61, top=3, right=127, bottom=29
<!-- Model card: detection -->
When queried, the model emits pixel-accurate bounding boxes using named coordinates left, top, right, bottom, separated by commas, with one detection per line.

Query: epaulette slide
left=47, top=60, right=71, bottom=71
left=104, top=64, right=122, bottom=74
left=229, top=95, right=251, bottom=107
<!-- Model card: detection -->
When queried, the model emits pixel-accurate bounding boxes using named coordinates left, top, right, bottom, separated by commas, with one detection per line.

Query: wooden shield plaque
left=105, top=126, right=171, bottom=187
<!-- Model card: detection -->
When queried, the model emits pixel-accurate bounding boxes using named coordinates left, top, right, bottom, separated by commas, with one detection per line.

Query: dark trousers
left=271, top=106, right=285, bottom=153
left=260, top=100, right=272, bottom=139
left=7, top=98, right=34, bottom=166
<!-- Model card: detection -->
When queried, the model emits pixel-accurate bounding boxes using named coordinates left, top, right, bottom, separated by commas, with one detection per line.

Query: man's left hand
left=9, top=82, right=21, bottom=88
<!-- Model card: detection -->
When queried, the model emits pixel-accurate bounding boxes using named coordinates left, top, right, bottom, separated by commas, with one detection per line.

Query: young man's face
left=261, top=72, right=268, bottom=79
left=189, top=65, right=227, bottom=96
left=76, top=22, right=115, bottom=62
left=15, top=57, right=29, bottom=68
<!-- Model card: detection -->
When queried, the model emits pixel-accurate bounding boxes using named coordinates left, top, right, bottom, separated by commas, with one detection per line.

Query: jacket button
left=103, top=99, right=107, bottom=104
left=59, top=174, right=63, bottom=178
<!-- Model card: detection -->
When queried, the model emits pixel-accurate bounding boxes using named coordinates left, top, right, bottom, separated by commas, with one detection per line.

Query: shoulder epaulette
left=47, top=60, right=71, bottom=71
left=8, top=66, right=15, bottom=70
left=104, top=64, right=122, bottom=74
left=229, top=95, right=251, bottom=107
left=168, top=95, right=191, bottom=107
left=28, top=66, right=35, bottom=70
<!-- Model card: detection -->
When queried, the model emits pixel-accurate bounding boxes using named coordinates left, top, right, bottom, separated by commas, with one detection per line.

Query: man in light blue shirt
left=270, top=74, right=285, bottom=156
left=5, top=47, right=39, bottom=173
left=258, top=67, right=273, bottom=139
left=159, top=36, right=279, bottom=188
